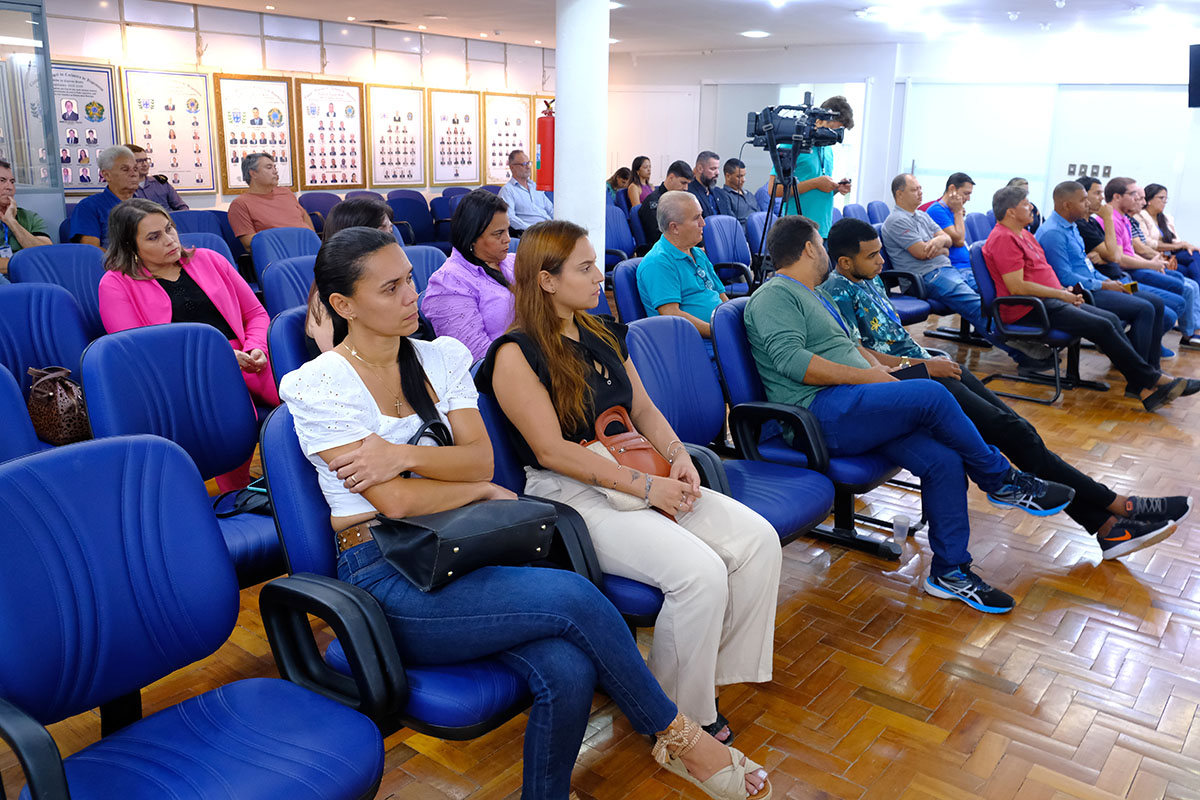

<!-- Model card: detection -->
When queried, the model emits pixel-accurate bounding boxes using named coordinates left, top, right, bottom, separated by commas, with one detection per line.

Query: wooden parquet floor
left=5, top=317, right=1200, bottom=799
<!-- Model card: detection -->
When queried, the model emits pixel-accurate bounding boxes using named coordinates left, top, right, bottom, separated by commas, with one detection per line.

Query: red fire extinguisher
left=535, top=99, right=554, bottom=192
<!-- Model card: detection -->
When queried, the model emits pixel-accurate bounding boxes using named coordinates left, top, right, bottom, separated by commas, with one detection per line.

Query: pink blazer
left=98, top=247, right=270, bottom=353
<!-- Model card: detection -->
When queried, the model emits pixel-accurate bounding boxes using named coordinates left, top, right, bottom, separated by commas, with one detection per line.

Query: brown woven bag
left=26, top=366, right=91, bottom=446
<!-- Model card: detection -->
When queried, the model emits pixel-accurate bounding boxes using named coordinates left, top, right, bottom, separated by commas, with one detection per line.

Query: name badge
left=0, top=246, right=13, bottom=260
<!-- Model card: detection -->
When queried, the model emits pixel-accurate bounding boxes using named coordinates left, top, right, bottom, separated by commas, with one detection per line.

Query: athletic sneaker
left=924, top=566, right=1014, bottom=613
left=1098, top=518, right=1177, bottom=560
left=987, top=469, right=1075, bottom=516
left=1125, top=495, right=1192, bottom=525
left=1183, top=379, right=1200, bottom=397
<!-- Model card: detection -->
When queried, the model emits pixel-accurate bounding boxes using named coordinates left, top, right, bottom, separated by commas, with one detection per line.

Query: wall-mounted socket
left=1068, top=164, right=1077, bottom=175
left=1102, top=165, right=1111, bottom=177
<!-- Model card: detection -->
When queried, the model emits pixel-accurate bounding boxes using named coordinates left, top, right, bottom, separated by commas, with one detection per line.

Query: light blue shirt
left=498, top=178, right=553, bottom=231
left=636, top=236, right=724, bottom=323
left=1036, top=210, right=1105, bottom=291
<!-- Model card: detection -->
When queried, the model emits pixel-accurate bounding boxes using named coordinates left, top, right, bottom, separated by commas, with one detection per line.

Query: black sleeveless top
left=475, top=317, right=631, bottom=469
left=157, top=268, right=237, bottom=340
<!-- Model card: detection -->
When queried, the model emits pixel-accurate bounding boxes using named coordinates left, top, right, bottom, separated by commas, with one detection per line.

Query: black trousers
left=1024, top=298, right=1161, bottom=393
left=1092, top=288, right=1166, bottom=368
left=936, top=368, right=1116, bottom=533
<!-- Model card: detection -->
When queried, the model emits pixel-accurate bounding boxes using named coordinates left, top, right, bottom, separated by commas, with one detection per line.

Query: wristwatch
left=899, top=356, right=912, bottom=368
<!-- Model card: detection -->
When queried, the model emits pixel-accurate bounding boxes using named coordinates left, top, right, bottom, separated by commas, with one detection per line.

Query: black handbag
left=372, top=417, right=558, bottom=591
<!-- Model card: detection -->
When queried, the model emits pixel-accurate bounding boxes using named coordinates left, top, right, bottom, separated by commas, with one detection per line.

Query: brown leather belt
left=334, top=521, right=378, bottom=555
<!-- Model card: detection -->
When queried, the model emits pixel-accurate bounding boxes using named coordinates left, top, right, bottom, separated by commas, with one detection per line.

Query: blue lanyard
left=0, top=223, right=9, bottom=248
left=863, top=279, right=901, bottom=326
left=779, top=274, right=851, bottom=336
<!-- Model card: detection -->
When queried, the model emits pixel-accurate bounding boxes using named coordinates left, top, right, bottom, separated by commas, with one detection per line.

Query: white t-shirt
left=278, top=336, right=478, bottom=518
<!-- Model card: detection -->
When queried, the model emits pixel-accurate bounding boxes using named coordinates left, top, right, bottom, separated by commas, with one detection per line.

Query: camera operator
left=765, top=95, right=854, bottom=238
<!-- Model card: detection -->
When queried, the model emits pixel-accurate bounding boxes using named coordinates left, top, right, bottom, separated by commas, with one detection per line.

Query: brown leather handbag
left=26, top=366, right=91, bottom=446
left=582, top=405, right=674, bottom=519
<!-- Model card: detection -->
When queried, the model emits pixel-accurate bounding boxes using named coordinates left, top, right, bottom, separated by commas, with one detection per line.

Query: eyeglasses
left=134, top=158, right=150, bottom=164
left=513, top=161, right=532, bottom=167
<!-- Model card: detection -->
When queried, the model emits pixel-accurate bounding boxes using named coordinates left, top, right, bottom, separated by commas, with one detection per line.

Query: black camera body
left=746, top=103, right=843, bottom=155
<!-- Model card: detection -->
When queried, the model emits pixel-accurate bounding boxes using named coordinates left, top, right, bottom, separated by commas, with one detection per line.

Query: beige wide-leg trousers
left=523, top=468, right=783, bottom=726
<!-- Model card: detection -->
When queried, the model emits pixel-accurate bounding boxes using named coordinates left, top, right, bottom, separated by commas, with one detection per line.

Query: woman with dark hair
left=627, top=155, right=653, bottom=208
left=477, top=220, right=781, bottom=774
left=421, top=189, right=516, bottom=359
left=1138, top=184, right=1198, bottom=283
left=279, top=227, right=767, bottom=800
left=98, top=197, right=278, bottom=490
left=607, top=166, right=632, bottom=203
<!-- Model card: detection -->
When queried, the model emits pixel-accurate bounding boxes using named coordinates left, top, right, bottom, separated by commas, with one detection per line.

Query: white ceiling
left=191, top=0, right=1200, bottom=52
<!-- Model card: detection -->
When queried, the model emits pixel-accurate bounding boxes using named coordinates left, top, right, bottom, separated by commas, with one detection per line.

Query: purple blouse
left=422, top=248, right=516, bottom=360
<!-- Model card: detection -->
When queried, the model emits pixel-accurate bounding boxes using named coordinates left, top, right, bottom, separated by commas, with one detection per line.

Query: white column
left=554, top=0, right=609, bottom=258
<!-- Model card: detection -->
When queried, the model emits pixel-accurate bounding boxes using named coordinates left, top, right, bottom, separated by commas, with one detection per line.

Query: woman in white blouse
left=277, top=227, right=771, bottom=800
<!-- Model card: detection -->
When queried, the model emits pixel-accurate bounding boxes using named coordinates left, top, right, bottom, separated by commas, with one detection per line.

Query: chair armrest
left=395, top=221, right=415, bottom=245
left=432, top=217, right=452, bottom=239
left=1079, top=287, right=1095, bottom=305
left=259, top=572, right=405, bottom=721
left=0, top=695, right=70, bottom=800
left=879, top=269, right=927, bottom=300
left=526, top=496, right=604, bottom=588
left=728, top=401, right=830, bottom=472
left=605, top=248, right=629, bottom=263
left=634, top=244, right=652, bottom=257
left=993, top=296, right=1051, bottom=337
left=713, top=262, right=754, bottom=288
left=684, top=443, right=731, bottom=496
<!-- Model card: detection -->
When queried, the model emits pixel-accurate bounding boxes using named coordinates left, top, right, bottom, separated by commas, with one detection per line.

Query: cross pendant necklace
left=340, top=341, right=408, bottom=414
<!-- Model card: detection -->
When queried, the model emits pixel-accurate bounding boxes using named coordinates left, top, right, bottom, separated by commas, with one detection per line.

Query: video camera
left=746, top=92, right=844, bottom=183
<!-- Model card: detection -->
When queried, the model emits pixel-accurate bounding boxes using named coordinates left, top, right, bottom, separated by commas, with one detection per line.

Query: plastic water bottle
left=892, top=514, right=911, bottom=547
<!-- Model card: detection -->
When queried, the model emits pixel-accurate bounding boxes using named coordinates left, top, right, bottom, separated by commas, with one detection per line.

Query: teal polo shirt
left=769, top=144, right=835, bottom=237
left=635, top=236, right=724, bottom=322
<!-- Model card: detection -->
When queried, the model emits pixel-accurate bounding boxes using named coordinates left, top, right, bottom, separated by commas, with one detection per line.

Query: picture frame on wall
left=294, top=78, right=365, bottom=191
left=365, top=84, right=425, bottom=188
left=121, top=68, right=216, bottom=193
left=213, top=73, right=296, bottom=194
left=482, top=92, right=533, bottom=186
left=532, top=94, right=555, bottom=186
left=427, top=89, right=481, bottom=188
left=42, top=62, right=121, bottom=195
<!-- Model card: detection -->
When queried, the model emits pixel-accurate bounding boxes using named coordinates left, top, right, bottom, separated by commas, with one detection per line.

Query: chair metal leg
left=1063, top=342, right=1111, bottom=392
left=982, top=349, right=1066, bottom=405
left=806, top=487, right=903, bottom=560
left=921, top=315, right=993, bottom=348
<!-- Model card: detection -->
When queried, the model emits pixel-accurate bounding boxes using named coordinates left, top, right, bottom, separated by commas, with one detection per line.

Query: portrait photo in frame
left=427, top=89, right=481, bottom=188
left=482, top=92, right=533, bottom=186
left=121, top=68, right=216, bottom=193
left=44, top=62, right=121, bottom=195
left=366, top=84, right=425, bottom=188
left=294, top=78, right=365, bottom=191
left=213, top=73, right=296, bottom=194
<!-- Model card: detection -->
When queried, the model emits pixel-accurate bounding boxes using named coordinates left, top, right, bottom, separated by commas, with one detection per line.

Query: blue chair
left=260, top=404, right=542, bottom=737
left=866, top=200, right=890, bottom=225
left=448, top=194, right=465, bottom=215
left=480, top=184, right=502, bottom=195
left=57, top=218, right=72, bottom=244
left=629, top=203, right=649, bottom=252
left=261, top=254, right=317, bottom=318
left=592, top=288, right=613, bottom=316
left=614, top=187, right=632, bottom=216
left=441, top=186, right=470, bottom=199
left=612, top=258, right=646, bottom=324
left=0, top=435, right=385, bottom=799
left=544, top=190, right=554, bottom=203
left=969, top=241, right=1100, bottom=404
left=81, top=324, right=285, bottom=586
left=871, top=222, right=931, bottom=325
left=298, top=191, right=341, bottom=234
left=711, top=297, right=913, bottom=560
left=604, top=204, right=636, bottom=273
left=627, top=316, right=835, bottom=542
left=830, top=205, right=842, bottom=226
left=267, top=305, right=309, bottom=388
left=250, top=226, right=321, bottom=283
left=388, top=188, right=427, bottom=206
left=170, top=208, right=224, bottom=237
left=346, top=189, right=384, bottom=203
left=0, top=365, right=46, bottom=462
left=179, top=230, right=236, bottom=267
left=754, top=183, right=782, bottom=216
left=700, top=214, right=753, bottom=296
left=390, top=197, right=451, bottom=254
left=405, top=245, right=447, bottom=293
left=965, top=212, right=992, bottom=245
left=986, top=209, right=997, bottom=228
left=0, top=283, right=90, bottom=398
left=208, top=208, right=248, bottom=261
left=8, top=243, right=106, bottom=340
left=746, top=211, right=777, bottom=259
left=842, top=203, right=869, bottom=222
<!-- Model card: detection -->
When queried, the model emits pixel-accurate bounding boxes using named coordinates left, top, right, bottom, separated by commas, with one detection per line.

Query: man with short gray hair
left=687, top=150, right=722, bottom=218
left=71, top=145, right=142, bottom=248
left=982, top=184, right=1190, bottom=412
left=497, top=149, right=553, bottom=234
left=0, top=158, right=52, bottom=281
left=636, top=190, right=728, bottom=346
left=227, top=152, right=313, bottom=251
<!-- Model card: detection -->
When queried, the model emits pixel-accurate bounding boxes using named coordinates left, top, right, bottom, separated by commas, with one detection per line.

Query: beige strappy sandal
left=651, top=714, right=772, bottom=800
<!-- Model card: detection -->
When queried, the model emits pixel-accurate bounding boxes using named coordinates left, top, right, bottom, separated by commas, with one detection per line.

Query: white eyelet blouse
left=278, top=336, right=478, bottom=518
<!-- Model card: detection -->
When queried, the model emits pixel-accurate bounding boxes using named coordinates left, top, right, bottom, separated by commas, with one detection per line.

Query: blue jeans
left=923, top=266, right=1025, bottom=360
left=1128, top=268, right=1200, bottom=334
left=338, top=541, right=677, bottom=799
left=809, top=380, right=1012, bottom=577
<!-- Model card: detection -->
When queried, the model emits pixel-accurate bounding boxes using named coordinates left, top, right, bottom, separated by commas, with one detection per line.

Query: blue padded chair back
left=969, top=241, right=998, bottom=313
left=842, top=203, right=869, bottom=222
left=0, top=283, right=90, bottom=396
left=261, top=255, right=317, bottom=318
left=591, top=289, right=612, bottom=317
left=0, top=435, right=239, bottom=724
left=612, top=258, right=645, bottom=323
left=873, top=222, right=895, bottom=271
left=179, top=231, right=236, bottom=267
left=81, top=323, right=259, bottom=480
left=867, top=200, right=889, bottom=225
left=346, top=189, right=384, bottom=203
left=711, top=297, right=767, bottom=406
left=388, top=188, right=427, bottom=206
left=626, top=317, right=726, bottom=446
left=628, top=203, right=648, bottom=247
left=480, top=184, right=502, bottom=195
left=442, top=186, right=470, bottom=199
left=965, top=212, right=992, bottom=245
left=746, top=211, right=777, bottom=256
left=250, top=226, right=321, bottom=282
left=58, top=217, right=72, bottom=244
left=405, top=245, right=448, bottom=293
left=209, top=209, right=249, bottom=262
left=605, top=205, right=635, bottom=264
left=606, top=190, right=616, bottom=205
left=260, top=405, right=339, bottom=577
left=389, top=197, right=436, bottom=243
left=268, top=306, right=310, bottom=387
left=614, top=188, right=631, bottom=216
left=297, top=192, right=341, bottom=218
left=0, top=366, right=43, bottom=462
left=472, top=376, right=528, bottom=495
left=8, top=243, right=106, bottom=340
left=830, top=205, right=842, bottom=226
left=449, top=194, right=465, bottom=215
left=702, top=215, right=751, bottom=267
left=754, top=184, right=770, bottom=214
left=170, top=209, right=224, bottom=237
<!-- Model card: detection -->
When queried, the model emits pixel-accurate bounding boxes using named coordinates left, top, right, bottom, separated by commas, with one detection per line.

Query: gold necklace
left=339, top=341, right=408, bottom=414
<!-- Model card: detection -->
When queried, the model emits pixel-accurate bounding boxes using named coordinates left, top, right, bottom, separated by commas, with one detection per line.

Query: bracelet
left=665, top=439, right=684, bottom=464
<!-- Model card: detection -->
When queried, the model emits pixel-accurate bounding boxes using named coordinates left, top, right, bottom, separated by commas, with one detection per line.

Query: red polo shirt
left=982, top=224, right=1063, bottom=325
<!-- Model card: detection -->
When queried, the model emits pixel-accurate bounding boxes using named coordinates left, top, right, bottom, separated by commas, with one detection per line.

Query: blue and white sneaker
left=924, top=566, right=1014, bottom=614
left=987, top=469, right=1074, bottom=516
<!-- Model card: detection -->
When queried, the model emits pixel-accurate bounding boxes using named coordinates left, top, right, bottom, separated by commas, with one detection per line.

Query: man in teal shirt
left=636, top=191, right=728, bottom=352
left=765, top=95, right=854, bottom=238
left=744, top=214, right=1074, bottom=613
